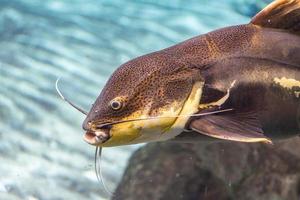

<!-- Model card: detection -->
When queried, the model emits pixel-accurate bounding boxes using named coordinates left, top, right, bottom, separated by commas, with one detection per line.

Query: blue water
left=0, top=0, right=269, bottom=199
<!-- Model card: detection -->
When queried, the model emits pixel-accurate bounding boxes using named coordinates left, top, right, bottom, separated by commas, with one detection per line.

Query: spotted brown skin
left=83, top=53, right=201, bottom=126
left=83, top=0, right=300, bottom=147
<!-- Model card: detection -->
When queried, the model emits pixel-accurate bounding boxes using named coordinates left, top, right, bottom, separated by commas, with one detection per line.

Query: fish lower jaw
left=83, top=130, right=110, bottom=146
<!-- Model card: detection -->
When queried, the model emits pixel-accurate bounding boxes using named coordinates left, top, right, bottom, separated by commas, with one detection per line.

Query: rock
left=114, top=138, right=300, bottom=200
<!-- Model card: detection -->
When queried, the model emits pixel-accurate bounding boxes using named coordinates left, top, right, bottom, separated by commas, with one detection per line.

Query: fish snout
left=82, top=118, right=91, bottom=131
left=82, top=118, right=111, bottom=145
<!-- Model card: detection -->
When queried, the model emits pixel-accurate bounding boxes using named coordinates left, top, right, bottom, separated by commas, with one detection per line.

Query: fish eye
left=110, top=100, right=122, bottom=110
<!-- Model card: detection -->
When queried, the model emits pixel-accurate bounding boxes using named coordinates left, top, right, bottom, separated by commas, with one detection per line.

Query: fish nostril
left=82, top=119, right=92, bottom=131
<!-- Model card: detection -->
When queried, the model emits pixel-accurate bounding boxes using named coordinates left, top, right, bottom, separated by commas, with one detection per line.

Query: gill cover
left=102, top=81, right=204, bottom=147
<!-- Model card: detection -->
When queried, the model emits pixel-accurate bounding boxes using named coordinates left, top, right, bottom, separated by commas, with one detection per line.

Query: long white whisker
left=55, top=78, right=88, bottom=115
left=97, top=108, right=234, bottom=128
left=95, top=147, right=113, bottom=197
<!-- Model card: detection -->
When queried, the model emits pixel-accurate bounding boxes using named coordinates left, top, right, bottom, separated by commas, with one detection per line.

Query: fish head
left=82, top=52, right=202, bottom=147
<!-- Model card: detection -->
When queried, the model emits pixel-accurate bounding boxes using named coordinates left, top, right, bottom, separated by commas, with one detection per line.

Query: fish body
left=83, top=0, right=300, bottom=147
left=178, top=25, right=300, bottom=141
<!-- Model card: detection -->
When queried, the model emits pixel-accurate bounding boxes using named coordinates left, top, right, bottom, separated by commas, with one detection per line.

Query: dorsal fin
left=251, top=0, right=300, bottom=34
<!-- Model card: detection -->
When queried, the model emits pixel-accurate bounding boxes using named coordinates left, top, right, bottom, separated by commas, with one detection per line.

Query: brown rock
left=114, top=138, right=300, bottom=200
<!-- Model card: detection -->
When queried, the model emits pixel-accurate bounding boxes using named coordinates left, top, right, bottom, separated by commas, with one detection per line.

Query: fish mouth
left=83, top=129, right=111, bottom=146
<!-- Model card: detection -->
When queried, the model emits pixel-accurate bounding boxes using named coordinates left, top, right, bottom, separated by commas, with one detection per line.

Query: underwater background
left=0, top=0, right=270, bottom=199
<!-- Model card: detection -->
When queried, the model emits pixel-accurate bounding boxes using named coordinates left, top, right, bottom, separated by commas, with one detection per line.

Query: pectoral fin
left=189, top=110, right=272, bottom=144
